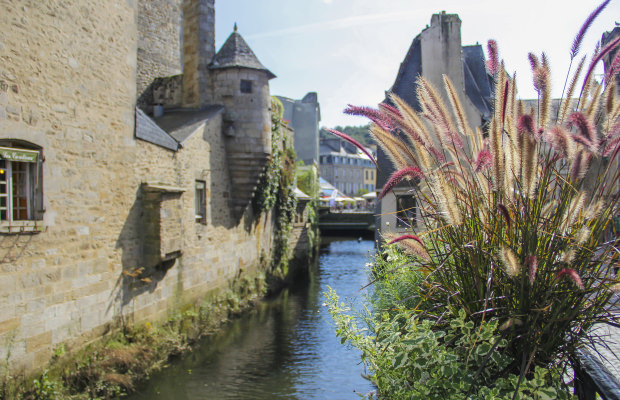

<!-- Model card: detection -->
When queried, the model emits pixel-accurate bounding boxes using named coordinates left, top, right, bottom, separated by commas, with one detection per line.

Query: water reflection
left=129, top=237, right=375, bottom=400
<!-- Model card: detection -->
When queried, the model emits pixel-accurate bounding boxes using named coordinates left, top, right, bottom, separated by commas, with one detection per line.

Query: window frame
left=396, top=194, right=416, bottom=228
left=240, top=79, right=253, bottom=94
left=195, top=180, right=207, bottom=224
left=0, top=140, right=44, bottom=233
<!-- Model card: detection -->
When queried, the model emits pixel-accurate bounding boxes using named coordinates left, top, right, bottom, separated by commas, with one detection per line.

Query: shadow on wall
left=0, top=234, right=35, bottom=265
left=113, top=185, right=178, bottom=307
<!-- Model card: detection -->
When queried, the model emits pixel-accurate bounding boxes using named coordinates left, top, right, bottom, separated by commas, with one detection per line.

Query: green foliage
left=254, top=97, right=298, bottom=277
left=297, top=165, right=321, bottom=258
left=329, top=6, right=620, bottom=396
left=320, top=124, right=374, bottom=148
left=326, top=288, right=574, bottom=399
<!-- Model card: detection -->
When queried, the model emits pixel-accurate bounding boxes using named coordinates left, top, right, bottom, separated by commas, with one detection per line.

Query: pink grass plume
left=387, top=234, right=424, bottom=246
left=379, top=166, right=424, bottom=199
left=556, top=268, right=584, bottom=289
left=326, top=128, right=377, bottom=168
left=570, top=0, right=611, bottom=59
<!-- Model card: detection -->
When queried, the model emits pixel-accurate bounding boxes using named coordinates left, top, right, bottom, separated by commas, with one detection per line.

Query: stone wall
left=136, top=0, right=183, bottom=108
left=0, top=0, right=276, bottom=375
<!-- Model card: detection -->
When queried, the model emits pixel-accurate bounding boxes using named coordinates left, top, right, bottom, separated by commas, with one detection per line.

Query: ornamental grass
left=331, top=0, right=620, bottom=389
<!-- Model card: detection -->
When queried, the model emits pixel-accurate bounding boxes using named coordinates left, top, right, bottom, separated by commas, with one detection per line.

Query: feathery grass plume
left=499, top=318, right=523, bottom=332
left=605, top=51, right=620, bottom=85
left=388, top=93, right=433, bottom=146
left=581, top=36, right=620, bottom=100
left=546, top=126, right=574, bottom=158
left=500, top=246, right=519, bottom=277
left=556, top=268, right=584, bottom=289
left=368, top=125, right=412, bottom=170
left=486, top=39, right=499, bottom=76
left=517, top=114, right=539, bottom=198
left=562, top=191, right=587, bottom=231
left=489, top=117, right=504, bottom=189
left=526, top=255, right=538, bottom=284
left=379, top=99, right=436, bottom=171
left=497, top=203, right=511, bottom=230
left=326, top=129, right=377, bottom=167
left=605, top=79, right=617, bottom=116
left=528, top=52, right=539, bottom=71
left=417, top=77, right=462, bottom=149
left=443, top=75, right=469, bottom=137
left=387, top=234, right=424, bottom=246
left=377, top=102, right=425, bottom=147
left=386, top=234, right=430, bottom=261
left=570, top=150, right=592, bottom=181
left=570, top=0, right=611, bottom=59
left=584, top=199, right=605, bottom=220
left=561, top=249, right=577, bottom=265
left=580, top=42, right=601, bottom=109
left=430, top=172, right=462, bottom=225
left=584, top=82, right=603, bottom=120
left=503, top=129, right=517, bottom=197
left=603, top=135, right=620, bottom=157
left=474, top=149, right=492, bottom=172
left=559, top=56, right=586, bottom=123
left=568, top=112, right=598, bottom=152
left=344, top=104, right=393, bottom=131
left=379, top=167, right=425, bottom=200
left=576, top=225, right=591, bottom=244
left=540, top=199, right=558, bottom=221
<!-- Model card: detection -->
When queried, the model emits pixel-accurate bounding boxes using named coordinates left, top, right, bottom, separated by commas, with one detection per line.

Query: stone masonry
left=0, top=0, right=279, bottom=374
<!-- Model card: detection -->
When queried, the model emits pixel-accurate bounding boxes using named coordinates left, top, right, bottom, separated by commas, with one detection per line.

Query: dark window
left=396, top=195, right=416, bottom=228
left=240, top=80, right=253, bottom=94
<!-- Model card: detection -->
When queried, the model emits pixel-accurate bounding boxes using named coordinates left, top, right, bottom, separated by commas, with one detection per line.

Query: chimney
left=182, top=0, right=215, bottom=107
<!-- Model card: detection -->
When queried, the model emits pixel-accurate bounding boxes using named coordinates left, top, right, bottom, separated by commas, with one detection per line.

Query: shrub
left=329, top=0, right=620, bottom=394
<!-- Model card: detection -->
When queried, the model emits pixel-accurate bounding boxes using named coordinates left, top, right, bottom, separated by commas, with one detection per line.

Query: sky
left=214, top=0, right=619, bottom=128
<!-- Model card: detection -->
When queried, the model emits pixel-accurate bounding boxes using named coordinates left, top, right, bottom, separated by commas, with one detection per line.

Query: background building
left=376, top=12, right=493, bottom=238
left=277, top=92, right=321, bottom=166
left=319, top=138, right=376, bottom=197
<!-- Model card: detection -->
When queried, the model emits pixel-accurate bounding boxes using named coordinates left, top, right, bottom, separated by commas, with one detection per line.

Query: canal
left=128, top=237, right=376, bottom=400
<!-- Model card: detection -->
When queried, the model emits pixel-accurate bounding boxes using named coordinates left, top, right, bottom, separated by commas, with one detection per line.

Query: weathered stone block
left=26, top=331, right=52, bottom=353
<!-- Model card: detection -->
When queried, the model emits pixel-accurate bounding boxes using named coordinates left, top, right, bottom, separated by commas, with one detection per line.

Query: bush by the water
left=328, top=1, right=620, bottom=398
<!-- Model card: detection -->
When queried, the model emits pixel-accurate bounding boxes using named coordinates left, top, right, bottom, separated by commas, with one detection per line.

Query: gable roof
left=135, top=106, right=224, bottom=150
left=210, top=26, right=276, bottom=79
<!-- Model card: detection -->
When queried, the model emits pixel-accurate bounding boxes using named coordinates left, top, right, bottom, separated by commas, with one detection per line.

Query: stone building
left=276, top=92, right=321, bottom=166
left=319, top=138, right=376, bottom=197
left=0, top=0, right=288, bottom=374
left=376, top=12, right=493, bottom=238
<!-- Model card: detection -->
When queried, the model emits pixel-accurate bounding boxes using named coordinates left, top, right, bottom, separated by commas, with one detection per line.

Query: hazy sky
left=214, top=0, right=619, bottom=128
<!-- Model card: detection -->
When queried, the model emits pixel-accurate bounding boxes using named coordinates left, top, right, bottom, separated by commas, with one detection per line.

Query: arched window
left=0, top=140, right=44, bottom=232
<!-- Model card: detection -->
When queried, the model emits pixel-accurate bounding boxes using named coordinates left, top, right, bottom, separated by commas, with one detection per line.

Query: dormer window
left=240, top=80, right=252, bottom=94
left=0, top=140, right=44, bottom=233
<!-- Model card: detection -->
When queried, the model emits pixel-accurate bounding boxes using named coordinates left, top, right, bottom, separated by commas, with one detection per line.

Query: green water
left=128, top=237, right=376, bottom=400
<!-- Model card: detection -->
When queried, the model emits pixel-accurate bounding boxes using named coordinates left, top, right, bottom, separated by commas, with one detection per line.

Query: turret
left=210, top=25, right=276, bottom=218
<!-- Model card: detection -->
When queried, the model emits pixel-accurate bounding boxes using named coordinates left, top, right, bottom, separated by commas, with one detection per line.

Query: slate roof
left=462, top=45, right=493, bottom=119
left=135, top=108, right=179, bottom=151
left=153, top=106, right=224, bottom=144
left=135, top=106, right=224, bottom=150
left=211, top=26, right=276, bottom=79
left=377, top=35, right=493, bottom=190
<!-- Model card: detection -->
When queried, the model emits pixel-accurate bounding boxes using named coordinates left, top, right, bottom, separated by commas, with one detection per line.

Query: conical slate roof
left=211, top=24, right=276, bottom=79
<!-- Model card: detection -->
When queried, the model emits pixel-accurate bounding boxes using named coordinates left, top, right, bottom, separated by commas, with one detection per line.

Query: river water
left=128, top=237, right=376, bottom=400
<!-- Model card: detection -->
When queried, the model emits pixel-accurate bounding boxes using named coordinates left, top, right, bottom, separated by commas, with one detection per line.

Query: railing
left=574, top=346, right=620, bottom=399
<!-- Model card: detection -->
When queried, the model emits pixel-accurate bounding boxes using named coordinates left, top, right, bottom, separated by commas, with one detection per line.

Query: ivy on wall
left=253, top=97, right=298, bottom=277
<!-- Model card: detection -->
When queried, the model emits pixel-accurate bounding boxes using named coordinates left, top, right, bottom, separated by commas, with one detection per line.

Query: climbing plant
left=253, top=97, right=298, bottom=277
